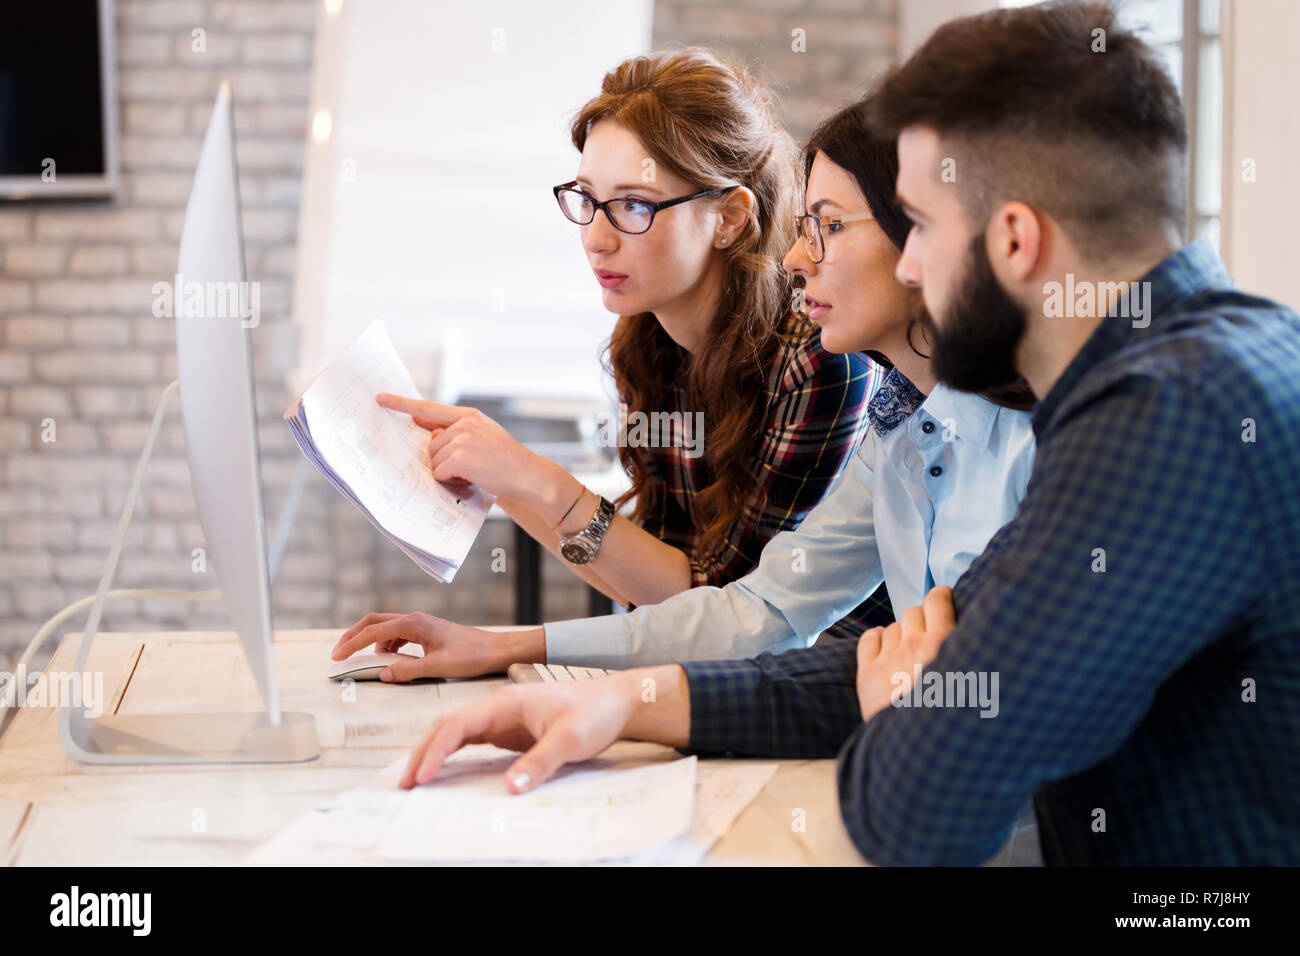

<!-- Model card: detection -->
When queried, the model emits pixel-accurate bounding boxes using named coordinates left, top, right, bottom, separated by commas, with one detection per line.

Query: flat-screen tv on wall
left=0, top=0, right=119, bottom=199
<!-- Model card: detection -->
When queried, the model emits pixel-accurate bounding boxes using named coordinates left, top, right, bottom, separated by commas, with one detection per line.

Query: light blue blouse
left=545, top=368, right=1038, bottom=669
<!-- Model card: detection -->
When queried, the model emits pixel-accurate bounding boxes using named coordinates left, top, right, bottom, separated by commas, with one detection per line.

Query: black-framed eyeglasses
left=553, top=181, right=739, bottom=235
left=794, top=211, right=874, bottom=263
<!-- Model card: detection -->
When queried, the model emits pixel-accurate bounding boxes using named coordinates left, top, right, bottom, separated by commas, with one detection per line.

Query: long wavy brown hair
left=570, top=48, right=802, bottom=565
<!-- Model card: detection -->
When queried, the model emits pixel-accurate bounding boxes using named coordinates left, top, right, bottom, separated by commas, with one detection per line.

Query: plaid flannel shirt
left=682, top=241, right=1300, bottom=865
left=634, top=319, right=892, bottom=631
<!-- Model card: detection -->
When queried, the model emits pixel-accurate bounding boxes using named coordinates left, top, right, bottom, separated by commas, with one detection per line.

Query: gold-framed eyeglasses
left=794, top=211, right=874, bottom=263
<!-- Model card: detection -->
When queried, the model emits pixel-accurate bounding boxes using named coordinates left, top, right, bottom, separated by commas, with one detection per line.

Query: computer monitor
left=173, top=81, right=279, bottom=716
left=58, top=83, right=317, bottom=764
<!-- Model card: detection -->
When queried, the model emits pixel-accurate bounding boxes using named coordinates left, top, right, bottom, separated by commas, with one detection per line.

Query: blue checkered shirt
left=681, top=240, right=1300, bottom=865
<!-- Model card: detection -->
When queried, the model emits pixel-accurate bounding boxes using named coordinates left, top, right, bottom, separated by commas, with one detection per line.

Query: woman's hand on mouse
left=399, top=673, right=643, bottom=792
left=330, top=612, right=543, bottom=680
left=375, top=393, right=571, bottom=511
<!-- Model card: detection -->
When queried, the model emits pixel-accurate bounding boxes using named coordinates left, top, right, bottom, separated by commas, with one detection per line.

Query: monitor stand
left=61, top=709, right=319, bottom=764
left=57, top=379, right=320, bottom=765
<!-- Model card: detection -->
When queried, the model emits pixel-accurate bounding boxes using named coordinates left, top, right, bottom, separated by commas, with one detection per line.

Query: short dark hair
left=867, top=0, right=1188, bottom=259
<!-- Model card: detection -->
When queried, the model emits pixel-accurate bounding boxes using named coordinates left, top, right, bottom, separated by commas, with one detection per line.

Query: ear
left=716, top=185, right=756, bottom=245
left=986, top=200, right=1043, bottom=283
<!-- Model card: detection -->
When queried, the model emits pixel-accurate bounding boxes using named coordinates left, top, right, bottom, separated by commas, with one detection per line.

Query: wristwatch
left=558, top=495, right=615, bottom=565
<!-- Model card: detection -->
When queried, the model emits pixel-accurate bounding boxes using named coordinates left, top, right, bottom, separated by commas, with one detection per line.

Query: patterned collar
left=866, top=366, right=926, bottom=437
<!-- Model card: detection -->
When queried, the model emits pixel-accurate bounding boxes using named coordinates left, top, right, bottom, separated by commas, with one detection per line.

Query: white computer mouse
left=326, top=651, right=422, bottom=682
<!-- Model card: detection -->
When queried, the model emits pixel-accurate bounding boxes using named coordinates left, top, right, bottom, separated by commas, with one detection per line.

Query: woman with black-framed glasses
left=552, top=181, right=738, bottom=236
left=336, top=48, right=889, bottom=679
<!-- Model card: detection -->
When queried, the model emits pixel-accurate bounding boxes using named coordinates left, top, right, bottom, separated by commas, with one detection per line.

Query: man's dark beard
left=922, top=234, right=1027, bottom=393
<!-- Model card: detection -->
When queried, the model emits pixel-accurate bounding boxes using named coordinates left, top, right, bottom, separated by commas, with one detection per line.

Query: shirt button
left=930, top=465, right=943, bottom=477
left=921, top=421, right=935, bottom=434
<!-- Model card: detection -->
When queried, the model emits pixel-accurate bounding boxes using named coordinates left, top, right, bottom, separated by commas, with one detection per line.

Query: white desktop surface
left=0, top=628, right=866, bottom=866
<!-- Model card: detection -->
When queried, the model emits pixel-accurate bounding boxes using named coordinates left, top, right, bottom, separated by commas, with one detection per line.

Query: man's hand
left=400, top=674, right=645, bottom=792
left=330, top=611, right=542, bottom=680
left=856, top=585, right=957, bottom=722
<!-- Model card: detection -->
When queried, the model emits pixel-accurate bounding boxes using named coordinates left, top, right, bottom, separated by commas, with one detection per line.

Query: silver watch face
left=560, top=538, right=595, bottom=565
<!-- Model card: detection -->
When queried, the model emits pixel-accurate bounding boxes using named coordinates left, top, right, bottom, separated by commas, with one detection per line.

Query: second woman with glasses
left=335, top=48, right=891, bottom=676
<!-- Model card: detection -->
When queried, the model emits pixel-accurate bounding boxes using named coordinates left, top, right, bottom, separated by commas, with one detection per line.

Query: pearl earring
left=719, top=236, right=729, bottom=245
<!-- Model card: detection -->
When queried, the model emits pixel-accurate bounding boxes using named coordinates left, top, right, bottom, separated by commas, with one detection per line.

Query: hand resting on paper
left=400, top=664, right=690, bottom=792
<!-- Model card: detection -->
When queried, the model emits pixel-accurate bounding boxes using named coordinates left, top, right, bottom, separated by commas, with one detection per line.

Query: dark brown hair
left=801, top=96, right=1036, bottom=412
left=571, top=48, right=802, bottom=564
left=866, top=0, right=1187, bottom=260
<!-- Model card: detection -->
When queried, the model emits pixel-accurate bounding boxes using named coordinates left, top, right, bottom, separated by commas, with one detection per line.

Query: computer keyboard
left=506, top=662, right=616, bottom=683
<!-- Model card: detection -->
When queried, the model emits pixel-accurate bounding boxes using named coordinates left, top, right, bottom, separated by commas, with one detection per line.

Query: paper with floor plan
left=244, top=749, right=776, bottom=866
left=283, top=319, right=493, bottom=582
left=376, top=753, right=697, bottom=863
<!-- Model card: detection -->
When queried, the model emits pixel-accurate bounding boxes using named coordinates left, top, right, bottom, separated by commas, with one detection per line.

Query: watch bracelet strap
left=588, top=495, right=615, bottom=538
left=590, top=496, right=614, bottom=559
left=564, top=495, right=614, bottom=550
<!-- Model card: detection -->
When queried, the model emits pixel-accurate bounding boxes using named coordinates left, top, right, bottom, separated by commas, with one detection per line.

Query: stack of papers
left=245, top=749, right=778, bottom=866
left=377, top=754, right=697, bottom=863
left=283, top=320, right=493, bottom=582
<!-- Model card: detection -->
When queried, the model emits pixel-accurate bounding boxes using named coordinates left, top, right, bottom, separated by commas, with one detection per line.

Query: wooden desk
left=0, top=628, right=865, bottom=866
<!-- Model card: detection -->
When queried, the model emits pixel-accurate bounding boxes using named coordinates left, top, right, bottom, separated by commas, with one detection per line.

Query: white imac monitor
left=59, top=84, right=317, bottom=763
left=172, top=82, right=280, bottom=715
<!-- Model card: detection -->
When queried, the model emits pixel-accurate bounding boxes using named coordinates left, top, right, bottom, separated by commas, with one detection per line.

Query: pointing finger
left=376, top=393, right=470, bottom=426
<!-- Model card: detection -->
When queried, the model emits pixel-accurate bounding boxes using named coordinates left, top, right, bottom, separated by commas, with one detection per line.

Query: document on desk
left=632, top=761, right=778, bottom=866
left=376, top=753, right=696, bottom=863
left=244, top=787, right=411, bottom=867
left=283, top=319, right=493, bottom=582
left=245, top=748, right=776, bottom=866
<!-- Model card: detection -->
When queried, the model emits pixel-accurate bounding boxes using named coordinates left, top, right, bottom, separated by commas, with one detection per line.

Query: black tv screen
left=0, top=0, right=118, bottom=198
